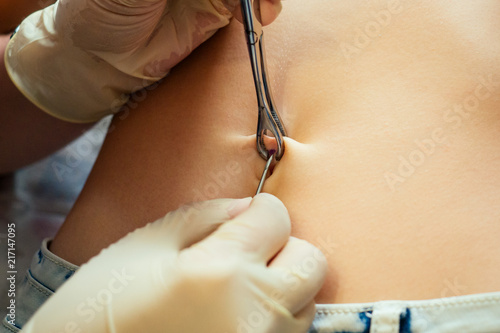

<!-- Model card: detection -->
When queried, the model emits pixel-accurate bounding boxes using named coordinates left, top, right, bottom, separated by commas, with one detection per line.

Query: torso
left=51, top=0, right=500, bottom=304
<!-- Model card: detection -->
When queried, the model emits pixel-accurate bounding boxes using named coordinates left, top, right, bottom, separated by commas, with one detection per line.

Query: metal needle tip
left=255, top=154, right=274, bottom=195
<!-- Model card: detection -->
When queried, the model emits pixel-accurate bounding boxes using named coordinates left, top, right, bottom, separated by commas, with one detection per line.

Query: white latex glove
left=4, top=0, right=280, bottom=122
left=21, top=194, right=327, bottom=333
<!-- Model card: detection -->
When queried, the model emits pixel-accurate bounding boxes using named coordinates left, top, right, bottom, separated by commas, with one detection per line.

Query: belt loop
left=370, top=302, right=407, bottom=333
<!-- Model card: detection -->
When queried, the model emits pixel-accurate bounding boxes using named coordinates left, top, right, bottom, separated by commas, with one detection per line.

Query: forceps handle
left=240, top=0, right=287, bottom=161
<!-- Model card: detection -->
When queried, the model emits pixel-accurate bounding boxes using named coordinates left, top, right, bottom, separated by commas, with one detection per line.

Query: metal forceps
left=240, top=0, right=287, bottom=160
left=239, top=0, right=287, bottom=194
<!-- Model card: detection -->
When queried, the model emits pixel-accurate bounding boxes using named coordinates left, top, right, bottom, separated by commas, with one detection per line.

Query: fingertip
left=252, top=192, right=284, bottom=207
left=251, top=193, right=290, bottom=226
left=166, top=198, right=254, bottom=250
left=204, top=192, right=290, bottom=260
left=260, top=0, right=282, bottom=26
left=227, top=197, right=253, bottom=218
left=289, top=237, right=328, bottom=284
left=268, top=237, right=328, bottom=313
left=230, top=0, right=282, bottom=26
left=291, top=237, right=328, bottom=273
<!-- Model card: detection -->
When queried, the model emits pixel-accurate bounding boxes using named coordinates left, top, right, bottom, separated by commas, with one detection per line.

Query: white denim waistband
left=312, top=292, right=500, bottom=333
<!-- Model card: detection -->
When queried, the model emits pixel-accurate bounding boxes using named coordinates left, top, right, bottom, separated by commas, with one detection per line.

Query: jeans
left=2, top=239, right=500, bottom=332
left=311, top=293, right=500, bottom=333
left=2, top=239, right=77, bottom=332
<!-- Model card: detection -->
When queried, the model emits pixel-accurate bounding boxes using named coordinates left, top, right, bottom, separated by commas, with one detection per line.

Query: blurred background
left=0, top=118, right=109, bottom=310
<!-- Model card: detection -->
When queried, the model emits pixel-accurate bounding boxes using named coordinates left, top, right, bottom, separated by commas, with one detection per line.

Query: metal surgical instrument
left=255, top=154, right=274, bottom=195
left=240, top=0, right=287, bottom=161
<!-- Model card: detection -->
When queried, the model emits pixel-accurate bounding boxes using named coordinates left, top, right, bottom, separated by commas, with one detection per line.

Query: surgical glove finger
left=22, top=196, right=324, bottom=333
left=192, top=193, right=291, bottom=262
left=134, top=197, right=253, bottom=250
left=268, top=237, right=327, bottom=315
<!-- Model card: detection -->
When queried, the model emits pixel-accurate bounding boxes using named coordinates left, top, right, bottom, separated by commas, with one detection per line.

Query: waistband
left=311, top=292, right=500, bottom=333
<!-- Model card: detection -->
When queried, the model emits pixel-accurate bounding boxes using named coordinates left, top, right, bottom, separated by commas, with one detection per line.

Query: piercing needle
left=255, top=154, right=274, bottom=195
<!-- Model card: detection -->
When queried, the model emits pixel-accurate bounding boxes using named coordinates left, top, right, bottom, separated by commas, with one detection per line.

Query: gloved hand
left=21, top=194, right=326, bottom=333
left=4, top=0, right=282, bottom=123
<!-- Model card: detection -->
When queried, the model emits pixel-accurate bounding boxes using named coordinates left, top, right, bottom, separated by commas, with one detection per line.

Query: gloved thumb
left=115, top=197, right=253, bottom=253
left=187, top=194, right=291, bottom=262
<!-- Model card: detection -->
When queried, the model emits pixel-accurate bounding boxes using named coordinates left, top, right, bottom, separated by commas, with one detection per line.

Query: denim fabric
left=2, top=239, right=500, bottom=332
left=310, top=292, right=500, bottom=333
left=1, top=239, right=78, bottom=333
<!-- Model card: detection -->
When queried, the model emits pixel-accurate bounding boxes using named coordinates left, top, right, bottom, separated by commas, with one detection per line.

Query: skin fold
left=50, top=0, right=500, bottom=304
